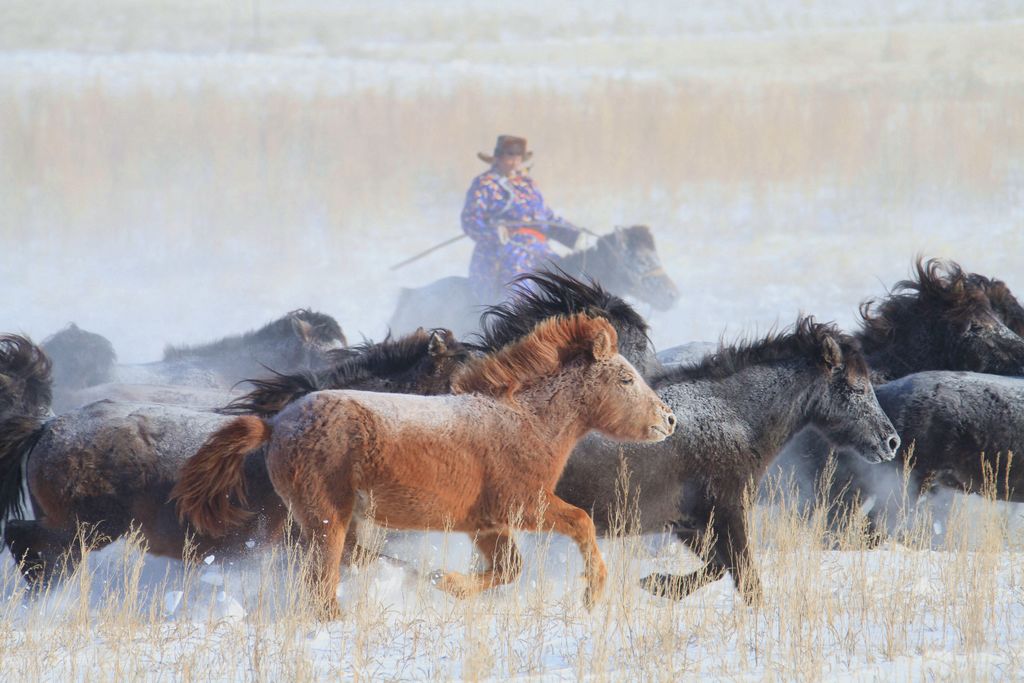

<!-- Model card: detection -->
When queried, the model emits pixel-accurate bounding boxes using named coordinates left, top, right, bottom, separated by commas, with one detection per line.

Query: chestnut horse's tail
left=171, top=416, right=272, bottom=538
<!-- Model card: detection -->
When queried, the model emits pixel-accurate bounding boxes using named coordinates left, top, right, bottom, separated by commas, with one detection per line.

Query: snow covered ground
left=2, top=2, right=1024, bottom=680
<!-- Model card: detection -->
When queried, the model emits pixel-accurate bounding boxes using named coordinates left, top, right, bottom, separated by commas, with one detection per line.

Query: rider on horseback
left=461, top=135, right=582, bottom=301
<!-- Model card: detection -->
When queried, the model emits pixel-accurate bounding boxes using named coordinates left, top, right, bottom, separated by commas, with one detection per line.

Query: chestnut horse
left=174, top=315, right=676, bottom=619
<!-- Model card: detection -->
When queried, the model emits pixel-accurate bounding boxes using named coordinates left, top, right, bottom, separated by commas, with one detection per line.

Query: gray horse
left=388, top=226, right=679, bottom=337
left=44, top=309, right=347, bottom=412
left=469, top=275, right=897, bottom=603
left=762, top=260, right=1024, bottom=538
left=806, top=371, right=1024, bottom=541
left=555, top=318, right=899, bottom=603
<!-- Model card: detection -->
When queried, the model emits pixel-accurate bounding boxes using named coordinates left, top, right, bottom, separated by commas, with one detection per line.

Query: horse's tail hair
left=171, top=416, right=271, bottom=538
left=0, top=335, right=53, bottom=418
left=0, top=413, right=45, bottom=527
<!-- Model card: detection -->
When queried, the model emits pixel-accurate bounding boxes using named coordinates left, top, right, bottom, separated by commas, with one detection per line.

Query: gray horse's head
left=803, top=323, right=901, bottom=464
left=858, top=259, right=1024, bottom=381
left=164, top=309, right=347, bottom=376
left=595, top=226, right=679, bottom=311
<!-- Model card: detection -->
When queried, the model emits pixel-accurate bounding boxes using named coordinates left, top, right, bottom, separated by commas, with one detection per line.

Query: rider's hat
left=477, top=135, right=533, bottom=164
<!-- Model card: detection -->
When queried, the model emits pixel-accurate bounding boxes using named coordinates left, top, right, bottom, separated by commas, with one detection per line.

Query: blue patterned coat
left=461, top=169, right=577, bottom=301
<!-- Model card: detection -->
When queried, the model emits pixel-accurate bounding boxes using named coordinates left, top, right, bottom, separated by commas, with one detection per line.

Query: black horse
left=388, top=226, right=679, bottom=337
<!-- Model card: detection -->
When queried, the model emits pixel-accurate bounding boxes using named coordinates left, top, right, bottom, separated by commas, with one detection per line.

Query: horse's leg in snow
left=641, top=499, right=763, bottom=605
left=291, top=493, right=354, bottom=621
left=537, top=493, right=606, bottom=609
left=432, top=530, right=522, bottom=598
left=5, top=510, right=130, bottom=587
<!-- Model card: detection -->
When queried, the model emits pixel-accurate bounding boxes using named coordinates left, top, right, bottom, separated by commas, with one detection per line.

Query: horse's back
left=29, top=401, right=231, bottom=508
left=878, top=371, right=1024, bottom=454
left=388, top=276, right=480, bottom=337
left=267, top=389, right=494, bottom=529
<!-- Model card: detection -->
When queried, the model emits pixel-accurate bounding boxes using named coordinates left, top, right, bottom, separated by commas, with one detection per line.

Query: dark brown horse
left=0, top=329, right=470, bottom=585
left=821, top=371, right=1024, bottom=542
left=173, top=315, right=676, bottom=619
left=856, top=259, right=1024, bottom=382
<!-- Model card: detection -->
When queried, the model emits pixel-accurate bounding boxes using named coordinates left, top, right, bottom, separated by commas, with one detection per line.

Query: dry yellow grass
left=2, top=472, right=1024, bottom=680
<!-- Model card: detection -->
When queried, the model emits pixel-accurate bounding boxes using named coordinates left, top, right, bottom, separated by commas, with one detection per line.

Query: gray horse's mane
left=164, top=309, right=344, bottom=359
left=650, top=317, right=866, bottom=387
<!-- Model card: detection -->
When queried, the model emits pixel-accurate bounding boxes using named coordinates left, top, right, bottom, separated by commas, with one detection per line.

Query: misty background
left=2, top=1, right=1022, bottom=362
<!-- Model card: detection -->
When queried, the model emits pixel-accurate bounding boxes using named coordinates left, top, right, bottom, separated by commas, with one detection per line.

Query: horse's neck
left=514, top=374, right=591, bottom=459
left=556, top=243, right=614, bottom=283
left=863, top=346, right=920, bottom=386
left=676, top=361, right=820, bottom=459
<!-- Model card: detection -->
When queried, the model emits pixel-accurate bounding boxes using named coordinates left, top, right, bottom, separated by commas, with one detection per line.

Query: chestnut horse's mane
left=452, top=314, right=617, bottom=398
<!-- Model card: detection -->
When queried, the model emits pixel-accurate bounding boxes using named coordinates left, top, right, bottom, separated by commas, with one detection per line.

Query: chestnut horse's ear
left=428, top=329, right=448, bottom=357
left=822, top=335, right=843, bottom=371
left=590, top=327, right=615, bottom=360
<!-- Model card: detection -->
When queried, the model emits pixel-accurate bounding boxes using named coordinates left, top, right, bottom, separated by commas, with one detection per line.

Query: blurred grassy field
left=1, top=3, right=1022, bottom=357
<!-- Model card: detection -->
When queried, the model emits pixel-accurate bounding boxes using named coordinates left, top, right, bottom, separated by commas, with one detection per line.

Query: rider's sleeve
left=461, top=177, right=498, bottom=244
left=527, top=178, right=580, bottom=248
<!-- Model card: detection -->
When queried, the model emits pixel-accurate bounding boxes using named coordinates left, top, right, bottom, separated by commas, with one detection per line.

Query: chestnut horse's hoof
left=314, top=601, right=343, bottom=622
left=429, top=570, right=473, bottom=599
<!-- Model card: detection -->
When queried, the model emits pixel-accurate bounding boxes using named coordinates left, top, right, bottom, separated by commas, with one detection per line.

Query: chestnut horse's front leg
left=432, top=530, right=523, bottom=598
left=537, top=493, right=607, bottom=609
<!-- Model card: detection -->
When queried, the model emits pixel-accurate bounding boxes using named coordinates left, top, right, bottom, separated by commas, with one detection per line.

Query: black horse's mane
left=165, top=309, right=345, bottom=359
left=476, top=271, right=650, bottom=352
left=650, top=317, right=867, bottom=386
left=969, top=272, right=1024, bottom=336
left=857, top=258, right=994, bottom=351
left=222, top=328, right=458, bottom=417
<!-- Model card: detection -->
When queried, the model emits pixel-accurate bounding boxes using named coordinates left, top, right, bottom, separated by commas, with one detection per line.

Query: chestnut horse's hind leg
left=432, top=531, right=523, bottom=599
left=536, top=493, right=607, bottom=609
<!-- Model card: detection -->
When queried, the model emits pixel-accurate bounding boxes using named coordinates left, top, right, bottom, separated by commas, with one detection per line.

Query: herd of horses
left=3, top=241, right=1024, bottom=619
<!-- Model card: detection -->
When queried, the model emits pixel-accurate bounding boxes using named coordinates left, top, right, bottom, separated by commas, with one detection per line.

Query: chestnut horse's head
left=575, top=318, right=676, bottom=443
left=454, top=314, right=675, bottom=443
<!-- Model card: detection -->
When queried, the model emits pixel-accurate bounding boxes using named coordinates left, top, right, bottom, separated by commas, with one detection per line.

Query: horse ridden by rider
left=462, top=135, right=583, bottom=302
left=390, top=136, right=678, bottom=336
